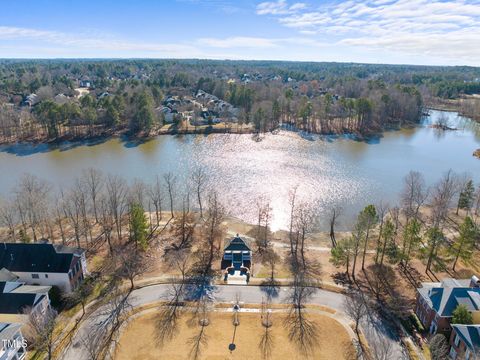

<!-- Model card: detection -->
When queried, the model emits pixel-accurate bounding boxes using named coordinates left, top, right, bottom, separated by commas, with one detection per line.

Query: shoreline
left=0, top=117, right=426, bottom=148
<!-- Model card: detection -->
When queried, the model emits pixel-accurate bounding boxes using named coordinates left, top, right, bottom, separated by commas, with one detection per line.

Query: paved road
left=61, top=284, right=405, bottom=359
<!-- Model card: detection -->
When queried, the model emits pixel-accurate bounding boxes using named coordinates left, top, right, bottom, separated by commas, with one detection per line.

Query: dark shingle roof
left=224, top=236, right=251, bottom=252
left=0, top=293, right=42, bottom=314
left=0, top=243, right=82, bottom=273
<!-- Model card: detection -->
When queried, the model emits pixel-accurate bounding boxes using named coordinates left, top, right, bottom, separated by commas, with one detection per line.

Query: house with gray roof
left=449, top=324, right=480, bottom=359
left=415, top=276, right=480, bottom=335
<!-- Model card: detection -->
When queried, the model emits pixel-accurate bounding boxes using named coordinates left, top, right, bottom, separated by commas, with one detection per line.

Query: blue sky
left=0, top=0, right=479, bottom=65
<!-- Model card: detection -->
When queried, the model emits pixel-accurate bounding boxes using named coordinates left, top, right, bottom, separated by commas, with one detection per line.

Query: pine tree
left=129, top=202, right=149, bottom=250
left=457, top=180, right=475, bottom=215
left=451, top=216, right=477, bottom=271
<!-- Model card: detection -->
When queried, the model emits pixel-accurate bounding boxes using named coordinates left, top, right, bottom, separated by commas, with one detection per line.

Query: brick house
left=415, top=276, right=480, bottom=335
left=449, top=324, right=480, bottom=359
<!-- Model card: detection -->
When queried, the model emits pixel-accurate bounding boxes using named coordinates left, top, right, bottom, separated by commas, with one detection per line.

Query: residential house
left=221, top=235, right=252, bottom=271
left=53, top=94, right=68, bottom=105
left=97, top=92, right=110, bottom=100
left=0, top=282, right=51, bottom=360
left=449, top=324, right=479, bottom=359
left=0, top=323, right=26, bottom=360
left=79, top=80, right=92, bottom=89
left=21, top=94, right=37, bottom=107
left=0, top=281, right=51, bottom=319
left=221, top=235, right=252, bottom=285
left=415, top=276, right=480, bottom=335
left=155, top=106, right=178, bottom=124
left=0, top=243, right=88, bottom=293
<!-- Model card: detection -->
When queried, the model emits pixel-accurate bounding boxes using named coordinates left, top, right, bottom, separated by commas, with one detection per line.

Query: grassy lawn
left=115, top=311, right=354, bottom=360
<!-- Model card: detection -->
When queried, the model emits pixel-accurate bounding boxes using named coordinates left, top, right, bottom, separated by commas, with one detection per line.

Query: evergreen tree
left=457, top=180, right=475, bottom=215
left=129, top=202, right=149, bottom=250
left=131, top=91, right=155, bottom=133
left=452, top=304, right=473, bottom=324
left=450, top=216, right=477, bottom=271
left=401, top=219, right=422, bottom=266
left=330, top=237, right=354, bottom=275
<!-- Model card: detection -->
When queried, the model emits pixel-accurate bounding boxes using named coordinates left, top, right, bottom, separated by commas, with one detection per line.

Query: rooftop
left=418, top=277, right=480, bottom=317
left=452, top=324, right=480, bottom=352
left=224, top=235, right=251, bottom=252
left=0, top=242, right=84, bottom=274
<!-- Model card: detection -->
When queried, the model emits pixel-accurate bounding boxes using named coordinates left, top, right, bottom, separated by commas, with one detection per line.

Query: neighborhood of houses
left=16, top=72, right=344, bottom=131
left=0, top=242, right=87, bottom=360
left=0, top=235, right=479, bottom=359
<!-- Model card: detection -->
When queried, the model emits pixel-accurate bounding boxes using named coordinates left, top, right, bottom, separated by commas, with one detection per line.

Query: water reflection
left=0, top=110, right=478, bottom=231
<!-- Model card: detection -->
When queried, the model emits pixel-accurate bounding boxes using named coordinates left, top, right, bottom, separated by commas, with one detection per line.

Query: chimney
left=470, top=275, right=480, bottom=288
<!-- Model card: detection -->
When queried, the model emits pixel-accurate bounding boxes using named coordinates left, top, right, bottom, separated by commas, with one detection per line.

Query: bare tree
left=284, top=273, right=318, bottom=356
left=15, top=174, right=51, bottom=242
left=188, top=296, right=210, bottom=360
left=401, top=171, right=428, bottom=221
left=81, top=168, right=103, bottom=223
left=164, top=172, right=177, bottom=219
left=167, top=191, right=196, bottom=251
left=63, top=279, right=94, bottom=317
left=191, top=166, right=207, bottom=218
left=329, top=206, right=342, bottom=248
left=191, top=191, right=225, bottom=280
left=259, top=298, right=274, bottom=359
left=155, top=277, right=186, bottom=346
left=115, top=248, right=150, bottom=292
left=147, top=175, right=163, bottom=227
left=429, top=333, right=449, bottom=360
left=62, top=186, right=84, bottom=248
left=344, top=290, right=368, bottom=337
left=105, top=175, right=128, bottom=242
left=0, top=197, right=17, bottom=242
left=430, top=169, right=459, bottom=229
left=91, top=289, right=132, bottom=359
left=23, top=306, right=57, bottom=360
left=98, top=196, right=114, bottom=254
left=255, top=196, right=272, bottom=253
left=80, top=328, right=105, bottom=360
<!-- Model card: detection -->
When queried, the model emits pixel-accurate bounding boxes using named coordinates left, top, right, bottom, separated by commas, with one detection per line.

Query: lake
left=0, top=110, right=479, bottom=231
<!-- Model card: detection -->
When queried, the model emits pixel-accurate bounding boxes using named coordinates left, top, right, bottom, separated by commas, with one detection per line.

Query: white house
left=0, top=243, right=88, bottom=293
left=0, top=323, right=26, bottom=360
left=0, top=281, right=51, bottom=318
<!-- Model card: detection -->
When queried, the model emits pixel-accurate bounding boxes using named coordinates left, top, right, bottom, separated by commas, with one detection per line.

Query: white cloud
left=0, top=26, right=199, bottom=56
left=256, top=0, right=480, bottom=63
left=256, top=0, right=308, bottom=15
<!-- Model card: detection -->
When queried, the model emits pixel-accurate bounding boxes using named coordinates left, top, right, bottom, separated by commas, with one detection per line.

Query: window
left=454, top=334, right=460, bottom=347
left=31, top=274, right=39, bottom=279
left=45, top=274, right=48, bottom=278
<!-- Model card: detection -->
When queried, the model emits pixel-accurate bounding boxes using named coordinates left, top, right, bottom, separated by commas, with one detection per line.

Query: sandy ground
left=115, top=311, right=354, bottom=360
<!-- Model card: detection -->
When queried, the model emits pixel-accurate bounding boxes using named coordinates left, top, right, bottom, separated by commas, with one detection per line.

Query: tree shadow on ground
left=259, top=279, right=280, bottom=300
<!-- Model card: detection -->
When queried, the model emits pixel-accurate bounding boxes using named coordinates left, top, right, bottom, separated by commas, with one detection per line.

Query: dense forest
left=0, top=59, right=479, bottom=143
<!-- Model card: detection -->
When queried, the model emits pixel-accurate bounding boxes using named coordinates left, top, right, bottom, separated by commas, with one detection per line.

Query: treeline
left=0, top=59, right=478, bottom=143
left=331, top=170, right=480, bottom=278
